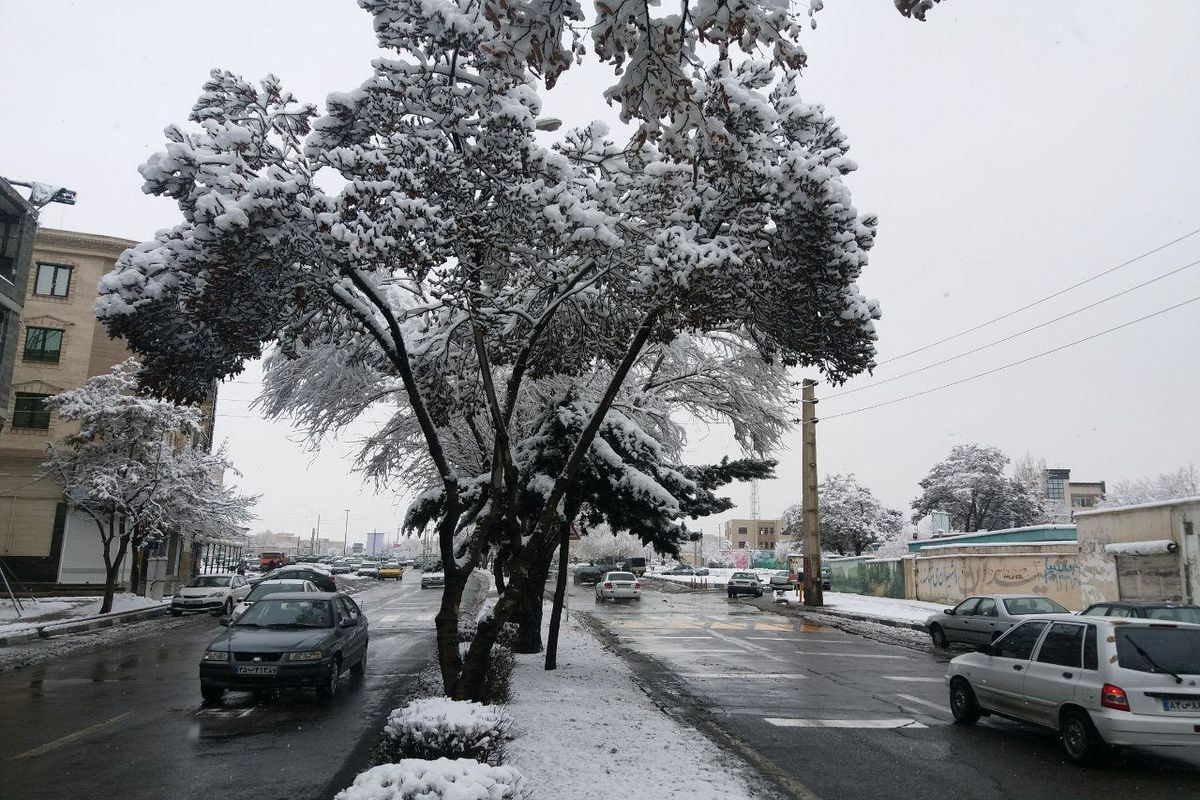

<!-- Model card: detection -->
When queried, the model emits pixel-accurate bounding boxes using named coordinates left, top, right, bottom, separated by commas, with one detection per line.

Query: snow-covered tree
left=575, top=526, right=647, bottom=563
left=91, top=0, right=913, bottom=699
left=42, top=361, right=256, bottom=613
left=1012, top=451, right=1071, bottom=523
left=910, top=444, right=1041, bottom=533
left=1101, top=464, right=1199, bottom=508
left=783, top=473, right=902, bottom=556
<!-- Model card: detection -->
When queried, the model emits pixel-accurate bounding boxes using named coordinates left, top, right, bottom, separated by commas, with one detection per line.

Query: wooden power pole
left=801, top=379, right=824, bottom=606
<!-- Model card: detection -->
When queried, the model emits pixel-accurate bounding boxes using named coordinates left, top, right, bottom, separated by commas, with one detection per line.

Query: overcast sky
left=4, top=1, right=1199, bottom=544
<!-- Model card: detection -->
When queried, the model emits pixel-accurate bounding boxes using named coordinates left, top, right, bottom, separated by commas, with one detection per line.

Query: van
left=622, top=557, right=647, bottom=577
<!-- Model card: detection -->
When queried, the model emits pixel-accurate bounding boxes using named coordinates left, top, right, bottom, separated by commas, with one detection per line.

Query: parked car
left=946, top=615, right=1200, bottom=764
left=231, top=578, right=319, bottom=618
left=377, top=562, right=404, bottom=580
left=328, top=559, right=355, bottom=575
left=199, top=592, right=369, bottom=702
left=595, top=571, right=642, bottom=602
left=621, top=557, right=647, bottom=577
left=256, top=565, right=338, bottom=592
left=171, top=573, right=252, bottom=616
left=573, top=565, right=606, bottom=586
left=421, top=568, right=445, bottom=590
left=1079, top=601, right=1200, bottom=624
left=727, top=571, right=764, bottom=598
left=767, top=571, right=797, bottom=591
left=662, top=564, right=695, bottom=576
left=357, top=563, right=380, bottom=577
left=927, top=594, right=1069, bottom=649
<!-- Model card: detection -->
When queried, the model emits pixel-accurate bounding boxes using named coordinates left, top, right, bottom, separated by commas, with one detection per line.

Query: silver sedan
left=926, top=594, right=1068, bottom=648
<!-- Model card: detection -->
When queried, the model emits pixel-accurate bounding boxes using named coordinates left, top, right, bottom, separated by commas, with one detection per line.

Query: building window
left=0, top=214, right=20, bottom=283
left=12, top=392, right=51, bottom=429
left=1071, top=496, right=1095, bottom=508
left=23, top=327, right=63, bottom=363
left=737, top=541, right=746, bottom=549
left=34, top=262, right=72, bottom=298
left=738, top=527, right=748, bottom=536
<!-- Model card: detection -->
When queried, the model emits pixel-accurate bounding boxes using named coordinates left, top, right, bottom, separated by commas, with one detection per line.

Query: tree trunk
left=513, top=549, right=551, bottom=654
left=99, top=533, right=130, bottom=615
left=544, top=518, right=571, bottom=670
left=453, top=561, right=531, bottom=701
left=435, top=567, right=469, bottom=695
left=492, top=552, right=506, bottom=595
left=128, top=545, right=143, bottom=597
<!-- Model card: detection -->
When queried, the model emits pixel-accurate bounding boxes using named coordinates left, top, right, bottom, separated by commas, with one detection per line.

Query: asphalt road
left=0, top=577, right=439, bottom=800
left=573, top=581, right=1200, bottom=800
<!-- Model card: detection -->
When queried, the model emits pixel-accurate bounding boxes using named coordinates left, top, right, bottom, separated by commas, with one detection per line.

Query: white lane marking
left=649, top=648, right=746, bottom=654
left=896, top=693, right=948, bottom=714
left=11, top=712, right=134, bottom=760
left=885, top=676, right=943, bottom=683
left=765, top=717, right=927, bottom=729
left=745, top=637, right=847, bottom=644
left=788, top=651, right=907, bottom=659
left=627, top=635, right=715, bottom=640
left=682, top=673, right=807, bottom=679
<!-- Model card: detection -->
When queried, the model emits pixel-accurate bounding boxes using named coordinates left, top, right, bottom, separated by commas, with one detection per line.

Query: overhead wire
left=820, top=292, right=1200, bottom=421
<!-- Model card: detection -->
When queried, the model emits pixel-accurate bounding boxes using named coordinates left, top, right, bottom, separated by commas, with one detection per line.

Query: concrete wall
left=909, top=543, right=1083, bottom=609
left=907, top=525, right=1077, bottom=552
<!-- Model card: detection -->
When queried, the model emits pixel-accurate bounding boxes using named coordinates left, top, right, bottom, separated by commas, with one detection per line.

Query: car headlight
left=202, top=650, right=229, bottom=662
left=287, top=650, right=324, bottom=662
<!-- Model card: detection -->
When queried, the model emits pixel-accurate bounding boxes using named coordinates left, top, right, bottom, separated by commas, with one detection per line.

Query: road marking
left=753, top=623, right=794, bottom=631
left=745, top=637, right=846, bottom=644
left=709, top=622, right=748, bottom=630
left=765, top=717, right=927, bottom=729
left=896, top=693, right=948, bottom=714
left=885, top=676, right=943, bottom=683
left=682, top=673, right=807, bottom=679
left=650, top=648, right=745, bottom=654
left=10, top=712, right=133, bottom=760
left=788, top=651, right=907, bottom=659
left=631, top=635, right=714, bottom=640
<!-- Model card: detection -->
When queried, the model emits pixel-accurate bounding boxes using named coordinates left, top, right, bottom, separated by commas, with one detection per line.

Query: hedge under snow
left=381, top=698, right=513, bottom=766
left=335, top=758, right=525, bottom=800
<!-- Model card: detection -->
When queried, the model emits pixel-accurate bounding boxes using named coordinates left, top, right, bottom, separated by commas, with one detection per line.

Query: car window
left=245, top=582, right=302, bottom=601
left=953, top=598, right=980, bottom=615
left=1079, top=605, right=1106, bottom=617
left=187, top=575, right=231, bottom=588
left=1083, top=624, right=1098, bottom=670
left=236, top=599, right=333, bottom=628
left=607, top=572, right=636, bottom=582
left=993, top=621, right=1048, bottom=660
left=333, top=598, right=353, bottom=623
left=1116, top=627, right=1200, bottom=675
left=1107, top=606, right=1133, bottom=618
left=1035, top=622, right=1085, bottom=668
left=1145, top=607, right=1200, bottom=624
left=1002, top=597, right=1068, bottom=615
left=342, top=596, right=362, bottom=618
left=974, top=598, right=997, bottom=617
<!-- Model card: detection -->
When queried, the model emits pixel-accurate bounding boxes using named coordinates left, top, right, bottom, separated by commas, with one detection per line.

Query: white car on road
left=230, top=578, right=319, bottom=619
left=946, top=614, right=1200, bottom=764
left=171, top=573, right=251, bottom=616
left=595, top=571, right=642, bottom=602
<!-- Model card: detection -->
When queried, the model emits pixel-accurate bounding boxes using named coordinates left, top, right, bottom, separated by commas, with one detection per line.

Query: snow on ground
left=648, top=567, right=780, bottom=588
left=0, top=593, right=166, bottom=636
left=777, top=591, right=944, bottom=624
left=506, top=615, right=759, bottom=800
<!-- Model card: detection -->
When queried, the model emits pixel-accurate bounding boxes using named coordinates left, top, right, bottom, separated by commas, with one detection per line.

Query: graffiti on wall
left=914, top=553, right=1083, bottom=607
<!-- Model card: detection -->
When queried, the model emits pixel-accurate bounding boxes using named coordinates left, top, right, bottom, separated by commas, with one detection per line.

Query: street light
left=534, top=117, right=562, bottom=131
left=343, top=509, right=350, bottom=555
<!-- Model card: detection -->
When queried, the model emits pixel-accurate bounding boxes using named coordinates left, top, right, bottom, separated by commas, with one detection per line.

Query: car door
left=975, top=620, right=1049, bottom=718
left=969, top=598, right=1002, bottom=644
left=1021, top=622, right=1087, bottom=727
left=233, top=576, right=250, bottom=600
left=944, top=598, right=981, bottom=644
left=339, top=596, right=368, bottom=661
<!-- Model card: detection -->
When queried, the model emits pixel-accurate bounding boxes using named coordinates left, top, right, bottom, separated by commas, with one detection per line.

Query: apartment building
left=723, top=518, right=783, bottom=550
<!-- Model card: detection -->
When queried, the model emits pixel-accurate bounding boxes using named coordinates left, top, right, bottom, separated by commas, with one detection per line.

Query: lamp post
left=343, top=509, right=350, bottom=555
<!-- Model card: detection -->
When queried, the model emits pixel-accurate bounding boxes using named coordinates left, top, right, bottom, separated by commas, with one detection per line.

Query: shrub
left=335, top=758, right=525, bottom=800
left=380, top=698, right=513, bottom=766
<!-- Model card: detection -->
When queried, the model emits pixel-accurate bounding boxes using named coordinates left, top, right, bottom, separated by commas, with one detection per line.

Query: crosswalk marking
left=765, top=717, right=927, bottom=729
left=896, top=693, right=948, bottom=714
left=682, top=673, right=807, bottom=679
left=753, top=623, right=793, bottom=631
left=884, top=676, right=943, bottom=683
left=787, top=651, right=907, bottom=659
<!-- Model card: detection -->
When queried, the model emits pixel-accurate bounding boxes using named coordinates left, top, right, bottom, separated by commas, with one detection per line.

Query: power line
left=821, top=292, right=1200, bottom=421
left=876, top=224, right=1200, bottom=367
left=827, top=256, right=1200, bottom=399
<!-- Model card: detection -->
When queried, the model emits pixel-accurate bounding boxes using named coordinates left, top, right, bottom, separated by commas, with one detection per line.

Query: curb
left=0, top=604, right=171, bottom=647
left=751, top=596, right=928, bottom=633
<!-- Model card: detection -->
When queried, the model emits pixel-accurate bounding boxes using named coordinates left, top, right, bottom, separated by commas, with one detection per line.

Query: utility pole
left=343, top=509, right=350, bottom=555
left=801, top=378, right=824, bottom=607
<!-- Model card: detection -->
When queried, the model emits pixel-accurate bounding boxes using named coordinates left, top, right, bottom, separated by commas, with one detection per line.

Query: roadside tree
left=910, top=444, right=1041, bottom=532
left=783, top=473, right=902, bottom=556
left=1100, top=464, right=1199, bottom=508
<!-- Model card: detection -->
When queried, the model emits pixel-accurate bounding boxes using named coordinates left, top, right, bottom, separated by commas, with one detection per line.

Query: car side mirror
left=944, top=608, right=955, bottom=615
left=340, top=617, right=359, bottom=628
left=218, top=617, right=232, bottom=627
left=976, top=643, right=994, bottom=656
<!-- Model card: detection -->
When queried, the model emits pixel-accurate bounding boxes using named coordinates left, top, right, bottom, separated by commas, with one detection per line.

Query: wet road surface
left=0, top=577, right=438, bottom=800
left=574, top=581, right=1200, bottom=800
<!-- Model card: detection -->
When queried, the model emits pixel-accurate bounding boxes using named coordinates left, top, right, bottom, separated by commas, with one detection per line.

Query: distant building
left=0, top=178, right=38, bottom=429
left=1044, top=468, right=1106, bottom=513
left=723, top=518, right=783, bottom=551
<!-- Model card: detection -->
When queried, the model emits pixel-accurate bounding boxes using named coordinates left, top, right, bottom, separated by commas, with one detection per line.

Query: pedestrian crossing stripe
left=753, top=623, right=792, bottom=631
left=765, top=718, right=927, bottom=729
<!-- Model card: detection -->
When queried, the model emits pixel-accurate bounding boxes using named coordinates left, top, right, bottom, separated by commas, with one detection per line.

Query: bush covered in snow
left=335, top=758, right=525, bottom=800
left=381, top=698, right=513, bottom=766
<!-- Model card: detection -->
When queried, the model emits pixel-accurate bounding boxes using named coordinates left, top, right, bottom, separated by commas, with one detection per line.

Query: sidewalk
left=773, top=591, right=943, bottom=629
left=0, top=593, right=170, bottom=645
left=506, top=614, right=765, bottom=800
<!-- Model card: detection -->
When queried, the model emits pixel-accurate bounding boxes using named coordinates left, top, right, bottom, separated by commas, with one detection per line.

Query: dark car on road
left=256, top=565, right=338, bottom=592
left=1079, top=601, right=1200, bottom=624
left=573, top=565, right=606, bottom=586
left=199, top=592, right=368, bottom=702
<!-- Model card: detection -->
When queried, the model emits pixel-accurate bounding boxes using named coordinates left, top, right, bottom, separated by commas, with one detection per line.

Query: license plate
left=1162, top=699, right=1200, bottom=712
left=236, top=665, right=278, bottom=675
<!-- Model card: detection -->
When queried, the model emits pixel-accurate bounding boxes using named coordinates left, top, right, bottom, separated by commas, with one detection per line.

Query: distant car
left=172, top=573, right=251, bottom=616
left=199, top=592, right=369, bottom=702
left=622, top=557, right=647, bottom=577
left=421, top=570, right=445, bottom=590
left=596, top=571, right=642, bottom=602
left=377, top=562, right=404, bottom=581
left=257, top=565, right=338, bottom=592
left=694, top=568, right=710, bottom=577
left=727, top=571, right=764, bottom=598
left=357, top=564, right=380, bottom=577
left=573, top=565, right=606, bottom=586
left=927, top=594, right=1069, bottom=649
left=662, top=564, right=695, bottom=575
left=768, top=572, right=797, bottom=591
left=231, top=579, right=319, bottom=618
left=1079, top=601, right=1200, bottom=624
left=946, top=615, right=1200, bottom=764
left=328, top=560, right=355, bottom=575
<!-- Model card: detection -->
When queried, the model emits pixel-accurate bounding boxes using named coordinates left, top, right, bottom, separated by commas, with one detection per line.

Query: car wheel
left=220, top=598, right=233, bottom=616
left=949, top=678, right=981, bottom=724
left=756, top=590, right=763, bottom=597
left=1061, top=709, right=1106, bottom=766
left=727, top=591, right=734, bottom=598
left=170, top=610, right=183, bottom=617
left=316, top=657, right=341, bottom=699
left=201, top=685, right=225, bottom=704
left=929, top=624, right=949, bottom=649
left=351, top=646, right=367, bottom=676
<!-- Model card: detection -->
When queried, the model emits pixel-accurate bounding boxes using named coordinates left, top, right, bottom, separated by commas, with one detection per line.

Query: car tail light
left=1101, top=683, right=1130, bottom=711
left=603, top=582, right=612, bottom=588
left=634, top=583, right=642, bottom=589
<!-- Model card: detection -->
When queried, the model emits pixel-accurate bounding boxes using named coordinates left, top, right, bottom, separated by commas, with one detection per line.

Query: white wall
left=56, top=509, right=130, bottom=585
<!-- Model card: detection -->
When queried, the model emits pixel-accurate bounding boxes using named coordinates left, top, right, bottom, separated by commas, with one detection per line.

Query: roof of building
left=1073, top=495, right=1200, bottom=517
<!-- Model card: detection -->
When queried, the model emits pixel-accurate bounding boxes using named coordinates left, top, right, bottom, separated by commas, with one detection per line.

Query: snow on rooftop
left=915, top=540, right=1079, bottom=553
left=1074, top=495, right=1200, bottom=517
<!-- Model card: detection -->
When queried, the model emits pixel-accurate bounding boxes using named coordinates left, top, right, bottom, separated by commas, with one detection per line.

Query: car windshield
left=245, top=582, right=306, bottom=601
left=1003, top=597, right=1068, bottom=615
left=733, top=573, right=756, bottom=579
left=1144, top=607, right=1200, bottom=624
left=186, top=575, right=229, bottom=588
left=1116, top=627, right=1200, bottom=675
left=607, top=572, right=636, bottom=581
left=234, top=599, right=333, bottom=628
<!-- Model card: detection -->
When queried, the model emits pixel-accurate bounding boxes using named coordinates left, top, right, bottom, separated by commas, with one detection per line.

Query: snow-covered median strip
left=506, top=615, right=758, bottom=799
left=0, top=593, right=168, bottom=637
left=777, top=591, right=944, bottom=625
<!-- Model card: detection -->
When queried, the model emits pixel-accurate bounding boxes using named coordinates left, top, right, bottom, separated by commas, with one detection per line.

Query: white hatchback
left=230, top=578, right=319, bottom=619
left=595, top=571, right=642, bottom=602
left=946, top=614, right=1200, bottom=764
